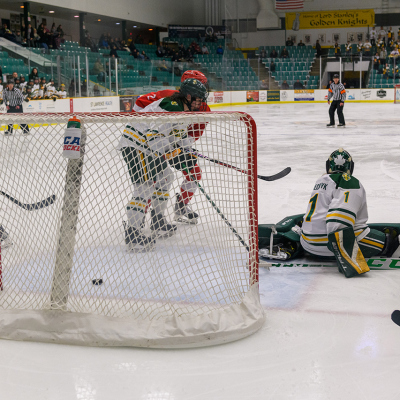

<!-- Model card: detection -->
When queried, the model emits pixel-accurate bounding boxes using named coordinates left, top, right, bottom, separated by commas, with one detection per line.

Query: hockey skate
left=0, top=225, right=13, bottom=249
left=174, top=194, right=199, bottom=224
left=338, top=123, right=346, bottom=127
left=150, top=210, right=177, bottom=238
left=123, top=221, right=155, bottom=252
left=326, top=123, right=335, bottom=128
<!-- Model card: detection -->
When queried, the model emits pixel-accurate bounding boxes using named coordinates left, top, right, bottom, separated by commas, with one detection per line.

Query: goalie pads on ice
left=328, top=227, right=370, bottom=278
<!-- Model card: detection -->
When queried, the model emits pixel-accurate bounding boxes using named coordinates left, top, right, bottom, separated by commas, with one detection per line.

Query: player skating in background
left=133, top=70, right=210, bottom=224
left=118, top=79, right=208, bottom=251
left=327, top=74, right=346, bottom=127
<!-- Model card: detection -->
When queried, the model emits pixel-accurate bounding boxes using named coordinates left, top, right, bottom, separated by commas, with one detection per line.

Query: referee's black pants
left=7, top=105, right=29, bottom=134
left=329, top=100, right=345, bottom=125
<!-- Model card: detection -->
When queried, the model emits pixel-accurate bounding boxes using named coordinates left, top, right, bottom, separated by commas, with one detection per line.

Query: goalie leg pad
left=328, top=228, right=370, bottom=278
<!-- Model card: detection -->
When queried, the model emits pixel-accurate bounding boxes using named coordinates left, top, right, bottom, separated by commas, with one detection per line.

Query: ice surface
left=1, top=103, right=400, bottom=399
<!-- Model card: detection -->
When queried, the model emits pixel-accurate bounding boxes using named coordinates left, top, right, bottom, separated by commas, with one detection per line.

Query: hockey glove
left=53, top=97, right=57, bottom=102
left=25, top=98, right=30, bottom=102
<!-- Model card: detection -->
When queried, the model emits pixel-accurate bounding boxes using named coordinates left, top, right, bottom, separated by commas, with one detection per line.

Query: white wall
left=29, top=0, right=206, bottom=28
left=233, top=31, right=285, bottom=48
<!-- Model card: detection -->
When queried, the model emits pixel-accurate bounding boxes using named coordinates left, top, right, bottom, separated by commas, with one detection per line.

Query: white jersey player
left=56, top=84, right=67, bottom=98
left=301, top=148, right=400, bottom=277
left=45, top=79, right=57, bottom=98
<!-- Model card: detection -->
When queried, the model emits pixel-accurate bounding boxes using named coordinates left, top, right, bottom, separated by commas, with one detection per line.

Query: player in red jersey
left=133, top=70, right=210, bottom=112
left=134, top=71, right=210, bottom=223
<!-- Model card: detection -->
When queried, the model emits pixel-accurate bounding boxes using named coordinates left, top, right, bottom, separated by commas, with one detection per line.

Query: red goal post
left=0, top=110, right=264, bottom=348
left=394, top=84, right=400, bottom=103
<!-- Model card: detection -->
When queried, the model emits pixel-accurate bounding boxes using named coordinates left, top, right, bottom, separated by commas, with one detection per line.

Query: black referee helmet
left=333, top=73, right=339, bottom=78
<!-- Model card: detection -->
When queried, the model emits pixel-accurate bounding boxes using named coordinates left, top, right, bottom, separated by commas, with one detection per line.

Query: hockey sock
left=179, top=165, right=201, bottom=204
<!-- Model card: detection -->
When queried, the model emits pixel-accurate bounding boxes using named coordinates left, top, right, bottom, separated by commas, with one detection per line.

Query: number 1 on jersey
left=306, top=193, right=318, bottom=222
left=344, top=191, right=350, bottom=202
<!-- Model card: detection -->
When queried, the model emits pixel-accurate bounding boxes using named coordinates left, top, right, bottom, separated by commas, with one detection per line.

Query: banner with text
left=285, top=9, right=375, bottom=30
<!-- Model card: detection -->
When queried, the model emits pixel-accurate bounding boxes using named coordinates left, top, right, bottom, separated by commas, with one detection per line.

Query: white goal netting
left=0, top=111, right=264, bottom=348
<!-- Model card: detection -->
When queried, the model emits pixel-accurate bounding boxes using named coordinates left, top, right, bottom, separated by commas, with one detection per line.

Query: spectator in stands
left=110, top=44, right=119, bottom=58
left=216, top=45, right=224, bottom=55
left=387, top=27, right=394, bottom=47
left=29, top=68, right=39, bottom=81
left=281, top=80, right=290, bottom=89
left=98, top=34, right=109, bottom=49
left=383, top=63, right=389, bottom=79
left=12, top=72, right=19, bottom=82
left=293, top=79, right=304, bottom=89
left=93, top=59, right=106, bottom=81
left=190, top=41, right=201, bottom=54
left=357, top=41, right=363, bottom=57
left=33, top=29, right=40, bottom=48
left=379, top=47, right=387, bottom=63
left=378, top=26, right=387, bottom=43
left=37, top=23, right=49, bottom=49
left=363, top=39, right=372, bottom=58
left=25, top=24, right=34, bottom=47
left=370, top=26, right=377, bottom=46
left=259, top=48, right=266, bottom=59
left=345, top=41, right=352, bottom=60
left=286, top=37, right=294, bottom=46
left=141, top=50, right=150, bottom=61
left=172, top=51, right=182, bottom=62
left=93, top=84, right=100, bottom=97
left=205, top=31, right=213, bottom=42
left=14, top=30, right=23, bottom=45
left=298, top=40, right=305, bottom=47
left=334, top=42, right=341, bottom=59
left=85, top=34, right=97, bottom=52
left=270, top=48, right=278, bottom=58
left=269, top=60, right=276, bottom=73
left=56, top=25, right=64, bottom=40
left=390, top=47, right=400, bottom=62
left=260, top=79, right=269, bottom=89
left=373, top=53, right=380, bottom=71
left=315, top=40, right=322, bottom=57
left=280, top=47, right=289, bottom=59
left=157, top=59, right=171, bottom=72
left=155, top=46, right=164, bottom=57
left=202, top=44, right=209, bottom=54
left=212, top=32, right=218, bottom=42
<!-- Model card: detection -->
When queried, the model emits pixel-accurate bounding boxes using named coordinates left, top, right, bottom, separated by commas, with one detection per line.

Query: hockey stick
left=0, top=191, right=56, bottom=211
left=181, top=161, right=250, bottom=252
left=189, top=150, right=291, bottom=182
left=391, top=310, right=400, bottom=326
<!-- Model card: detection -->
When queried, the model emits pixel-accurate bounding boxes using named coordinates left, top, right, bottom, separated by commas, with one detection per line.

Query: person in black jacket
left=3, top=80, right=30, bottom=135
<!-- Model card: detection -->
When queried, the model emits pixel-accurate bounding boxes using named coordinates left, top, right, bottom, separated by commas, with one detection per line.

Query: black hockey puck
left=92, top=278, right=103, bottom=286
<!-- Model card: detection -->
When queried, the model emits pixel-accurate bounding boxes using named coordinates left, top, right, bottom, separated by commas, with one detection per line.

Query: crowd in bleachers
left=0, top=67, right=67, bottom=102
left=0, top=22, right=65, bottom=49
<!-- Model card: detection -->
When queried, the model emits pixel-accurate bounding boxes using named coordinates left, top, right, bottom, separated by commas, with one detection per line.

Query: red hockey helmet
left=181, top=70, right=208, bottom=85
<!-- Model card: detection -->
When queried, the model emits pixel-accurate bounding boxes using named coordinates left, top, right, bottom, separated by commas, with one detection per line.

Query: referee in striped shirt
left=3, top=80, right=29, bottom=135
left=327, top=74, right=346, bottom=127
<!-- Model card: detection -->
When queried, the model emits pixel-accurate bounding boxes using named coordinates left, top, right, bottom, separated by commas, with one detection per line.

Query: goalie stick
left=189, top=150, right=291, bottom=182
left=391, top=310, right=400, bottom=326
left=0, top=191, right=56, bottom=211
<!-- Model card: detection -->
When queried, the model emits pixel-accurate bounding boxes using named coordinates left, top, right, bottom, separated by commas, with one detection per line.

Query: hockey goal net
left=0, top=111, right=264, bottom=348
left=394, top=84, right=400, bottom=103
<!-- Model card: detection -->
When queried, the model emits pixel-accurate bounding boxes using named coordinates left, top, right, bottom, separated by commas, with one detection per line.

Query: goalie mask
left=326, top=148, right=354, bottom=175
left=179, top=78, right=208, bottom=105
